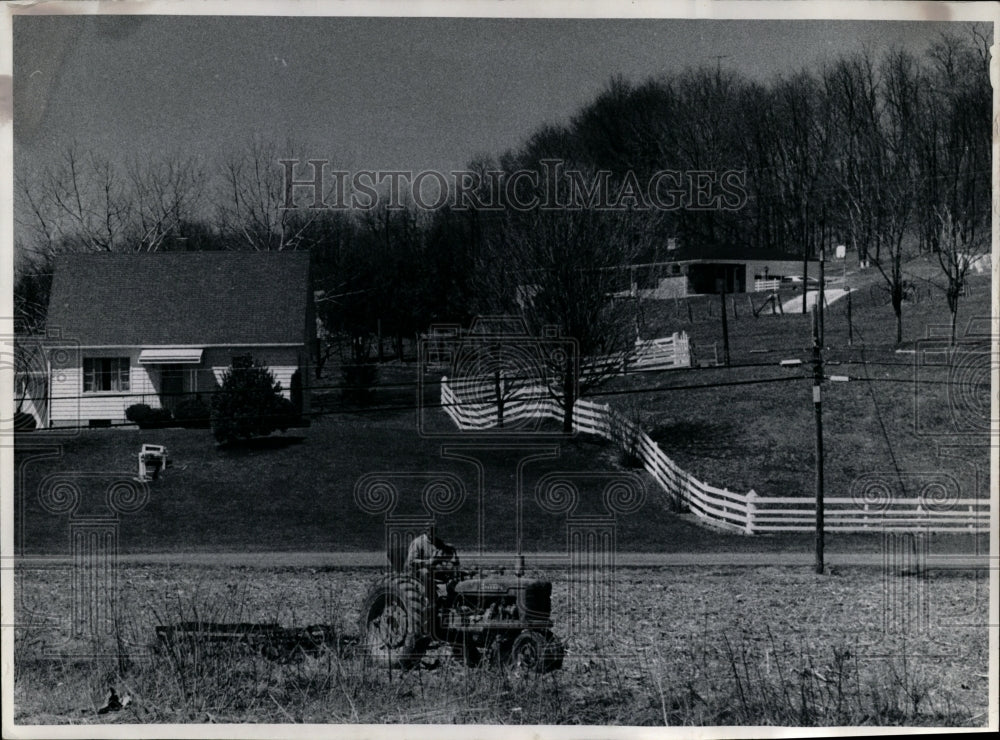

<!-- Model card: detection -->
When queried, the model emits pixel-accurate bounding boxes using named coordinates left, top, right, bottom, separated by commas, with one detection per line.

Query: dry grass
left=13, top=563, right=989, bottom=726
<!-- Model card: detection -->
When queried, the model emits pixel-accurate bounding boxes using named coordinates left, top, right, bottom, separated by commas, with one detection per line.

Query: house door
left=160, top=368, right=185, bottom=411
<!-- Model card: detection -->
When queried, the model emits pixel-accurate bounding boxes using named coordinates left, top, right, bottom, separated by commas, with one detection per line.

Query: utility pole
left=802, top=227, right=809, bottom=315
left=720, top=282, right=731, bottom=367
left=847, top=286, right=853, bottom=346
left=812, top=305, right=825, bottom=574
left=818, top=248, right=825, bottom=345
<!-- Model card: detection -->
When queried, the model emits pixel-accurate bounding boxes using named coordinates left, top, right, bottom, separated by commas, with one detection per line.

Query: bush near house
left=210, top=355, right=295, bottom=444
left=172, top=397, right=211, bottom=429
left=125, top=403, right=173, bottom=429
left=13, top=410, right=36, bottom=432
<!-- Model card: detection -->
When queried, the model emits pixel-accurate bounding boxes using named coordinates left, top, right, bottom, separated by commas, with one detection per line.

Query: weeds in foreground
left=706, top=627, right=965, bottom=726
left=13, top=591, right=983, bottom=726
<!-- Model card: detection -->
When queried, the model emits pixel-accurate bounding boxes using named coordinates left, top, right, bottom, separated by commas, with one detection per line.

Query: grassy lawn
left=639, top=256, right=991, bottom=359
left=15, top=256, right=989, bottom=555
left=16, top=402, right=691, bottom=554
left=616, top=259, right=991, bottom=503
left=17, top=402, right=983, bottom=556
left=13, top=562, right=989, bottom=725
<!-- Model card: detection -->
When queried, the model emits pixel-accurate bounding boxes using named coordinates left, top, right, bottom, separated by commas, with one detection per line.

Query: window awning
left=138, top=348, right=204, bottom=365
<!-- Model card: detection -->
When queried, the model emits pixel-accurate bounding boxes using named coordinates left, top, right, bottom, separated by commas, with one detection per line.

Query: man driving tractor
left=359, top=524, right=564, bottom=671
left=405, top=525, right=460, bottom=579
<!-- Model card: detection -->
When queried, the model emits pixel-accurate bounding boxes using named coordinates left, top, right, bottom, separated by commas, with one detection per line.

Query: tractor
left=357, top=550, right=565, bottom=672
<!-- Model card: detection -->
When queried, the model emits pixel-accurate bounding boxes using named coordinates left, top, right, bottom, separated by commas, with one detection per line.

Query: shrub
left=210, top=356, right=290, bottom=444
left=13, top=410, right=36, bottom=432
left=272, top=396, right=301, bottom=431
left=125, top=403, right=153, bottom=424
left=125, top=403, right=173, bottom=429
left=173, top=397, right=211, bottom=429
left=290, top=369, right=303, bottom=414
left=341, top=360, right=378, bottom=406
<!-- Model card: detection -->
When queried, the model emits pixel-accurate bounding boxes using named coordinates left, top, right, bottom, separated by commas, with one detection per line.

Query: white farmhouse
left=43, top=251, right=314, bottom=427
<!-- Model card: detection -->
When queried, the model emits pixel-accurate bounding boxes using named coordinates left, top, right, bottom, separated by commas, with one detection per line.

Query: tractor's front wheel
left=508, top=630, right=564, bottom=673
left=358, top=575, right=430, bottom=670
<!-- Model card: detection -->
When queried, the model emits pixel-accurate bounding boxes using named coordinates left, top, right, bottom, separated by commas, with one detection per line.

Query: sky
left=12, top=13, right=984, bottom=179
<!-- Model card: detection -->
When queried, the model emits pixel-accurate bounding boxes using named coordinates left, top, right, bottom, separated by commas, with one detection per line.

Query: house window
left=83, top=358, right=130, bottom=393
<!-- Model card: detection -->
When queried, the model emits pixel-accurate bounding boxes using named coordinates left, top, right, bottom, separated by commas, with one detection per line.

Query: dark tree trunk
left=892, top=285, right=903, bottom=345
left=494, top=367, right=505, bottom=428
left=561, top=355, right=576, bottom=434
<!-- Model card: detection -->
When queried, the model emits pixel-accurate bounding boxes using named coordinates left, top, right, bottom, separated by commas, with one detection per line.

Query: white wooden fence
left=631, top=332, right=691, bottom=371
left=440, top=378, right=989, bottom=534
left=753, top=278, right=781, bottom=292
left=584, top=332, right=692, bottom=375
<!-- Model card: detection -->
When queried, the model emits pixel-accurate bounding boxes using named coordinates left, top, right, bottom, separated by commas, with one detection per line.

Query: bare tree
left=12, top=253, right=52, bottom=335
left=826, top=53, right=882, bottom=268
left=920, top=28, right=992, bottom=342
left=478, top=190, right=648, bottom=432
left=17, top=146, right=134, bottom=255
left=216, top=136, right=322, bottom=251
left=831, top=49, right=920, bottom=344
left=934, top=206, right=989, bottom=344
left=126, top=156, right=207, bottom=251
left=769, top=72, right=837, bottom=312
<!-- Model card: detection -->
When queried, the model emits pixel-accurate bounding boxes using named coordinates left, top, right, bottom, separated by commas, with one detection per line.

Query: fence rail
left=440, top=378, right=989, bottom=534
left=753, top=278, right=781, bottom=292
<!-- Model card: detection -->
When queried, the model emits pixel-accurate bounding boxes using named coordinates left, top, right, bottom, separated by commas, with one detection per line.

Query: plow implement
left=155, top=621, right=352, bottom=662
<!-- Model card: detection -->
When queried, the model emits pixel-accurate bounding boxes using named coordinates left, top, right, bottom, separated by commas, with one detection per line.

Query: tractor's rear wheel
left=358, top=575, right=430, bottom=670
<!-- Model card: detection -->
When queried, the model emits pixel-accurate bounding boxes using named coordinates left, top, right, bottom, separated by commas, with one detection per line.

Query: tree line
left=14, top=28, right=992, bottom=428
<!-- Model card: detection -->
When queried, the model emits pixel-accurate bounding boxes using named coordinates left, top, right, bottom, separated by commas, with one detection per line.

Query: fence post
left=673, top=332, right=687, bottom=368
left=745, top=489, right=757, bottom=534
left=847, top=287, right=853, bottom=345
left=969, top=504, right=975, bottom=532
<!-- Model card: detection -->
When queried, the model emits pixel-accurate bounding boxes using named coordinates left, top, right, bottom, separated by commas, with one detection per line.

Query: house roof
left=46, top=251, right=311, bottom=346
left=669, top=242, right=817, bottom=263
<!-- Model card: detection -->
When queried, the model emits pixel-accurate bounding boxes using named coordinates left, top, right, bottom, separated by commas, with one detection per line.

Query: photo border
left=1, top=2, right=997, bottom=739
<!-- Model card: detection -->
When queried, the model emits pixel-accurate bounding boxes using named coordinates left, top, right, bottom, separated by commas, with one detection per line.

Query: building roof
left=46, top=251, right=311, bottom=346
left=670, top=242, right=816, bottom=263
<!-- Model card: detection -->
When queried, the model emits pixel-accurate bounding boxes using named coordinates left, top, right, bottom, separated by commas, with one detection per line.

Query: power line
left=857, top=341, right=909, bottom=498
left=16, top=349, right=967, bottom=407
